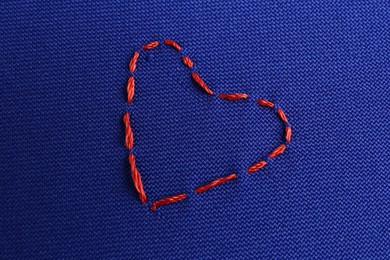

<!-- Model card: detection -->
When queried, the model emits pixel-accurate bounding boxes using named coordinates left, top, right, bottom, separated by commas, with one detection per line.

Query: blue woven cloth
left=1, top=1, right=389, bottom=258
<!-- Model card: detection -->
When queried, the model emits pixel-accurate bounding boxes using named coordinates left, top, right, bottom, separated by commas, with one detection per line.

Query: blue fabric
left=1, top=1, right=389, bottom=258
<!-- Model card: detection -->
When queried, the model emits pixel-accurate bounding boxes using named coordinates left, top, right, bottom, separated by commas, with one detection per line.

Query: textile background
left=1, top=1, right=389, bottom=258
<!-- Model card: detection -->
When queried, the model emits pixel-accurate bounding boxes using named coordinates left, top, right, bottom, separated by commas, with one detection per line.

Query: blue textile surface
left=0, top=1, right=389, bottom=258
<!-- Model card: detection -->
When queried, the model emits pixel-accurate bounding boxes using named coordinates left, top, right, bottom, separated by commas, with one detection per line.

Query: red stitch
left=219, top=93, right=249, bottom=101
left=123, top=112, right=133, bottom=149
left=142, top=41, right=159, bottom=50
left=191, top=72, right=214, bottom=95
left=269, top=144, right=286, bottom=159
left=129, top=153, right=147, bottom=204
left=277, top=108, right=288, bottom=123
left=150, top=193, right=187, bottom=211
left=182, top=56, right=193, bottom=68
left=257, top=99, right=274, bottom=108
left=127, top=76, right=135, bottom=104
left=129, top=51, right=139, bottom=73
left=164, top=39, right=181, bottom=51
left=285, top=126, right=292, bottom=142
left=247, top=160, right=267, bottom=173
left=195, top=173, right=237, bottom=193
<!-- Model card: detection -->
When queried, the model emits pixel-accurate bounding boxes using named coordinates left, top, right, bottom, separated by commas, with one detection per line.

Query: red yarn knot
left=191, top=72, right=214, bottom=95
left=123, top=112, right=134, bottom=149
left=269, top=144, right=286, bottom=159
left=257, top=99, right=274, bottom=108
left=195, top=173, right=237, bottom=193
left=129, top=51, right=139, bottom=73
left=129, top=153, right=147, bottom=204
left=219, top=93, right=249, bottom=101
left=142, top=41, right=159, bottom=50
left=164, top=39, right=181, bottom=51
left=150, top=193, right=187, bottom=211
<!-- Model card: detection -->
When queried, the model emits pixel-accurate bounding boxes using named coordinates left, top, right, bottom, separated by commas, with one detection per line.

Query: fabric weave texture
left=0, top=1, right=389, bottom=258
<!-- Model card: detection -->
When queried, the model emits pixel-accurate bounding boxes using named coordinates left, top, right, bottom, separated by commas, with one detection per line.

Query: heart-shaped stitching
left=123, top=39, right=292, bottom=211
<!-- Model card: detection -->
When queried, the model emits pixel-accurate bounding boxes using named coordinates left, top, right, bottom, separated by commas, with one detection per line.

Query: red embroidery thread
left=164, top=39, right=181, bottom=51
left=123, top=112, right=133, bottom=150
left=218, top=93, right=249, bottom=101
left=124, top=39, right=292, bottom=211
left=128, top=153, right=147, bottom=204
left=285, top=126, right=292, bottom=142
left=150, top=193, right=187, bottom=211
left=247, top=161, right=267, bottom=174
left=277, top=108, right=288, bottom=123
left=129, top=51, right=139, bottom=73
left=269, top=144, right=287, bottom=159
left=191, top=72, right=214, bottom=95
left=195, top=174, right=237, bottom=193
left=127, top=76, right=135, bottom=104
left=141, top=41, right=159, bottom=50
left=182, top=56, right=193, bottom=68
left=257, top=99, right=275, bottom=108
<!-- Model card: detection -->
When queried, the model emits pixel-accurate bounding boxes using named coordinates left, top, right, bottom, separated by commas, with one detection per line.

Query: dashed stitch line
left=124, top=39, right=292, bottom=211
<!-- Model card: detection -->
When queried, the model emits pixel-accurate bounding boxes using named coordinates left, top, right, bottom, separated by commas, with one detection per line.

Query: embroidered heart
left=123, top=39, right=292, bottom=211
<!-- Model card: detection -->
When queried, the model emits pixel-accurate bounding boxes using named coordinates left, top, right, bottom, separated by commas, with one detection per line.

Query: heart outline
left=123, top=39, right=292, bottom=211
